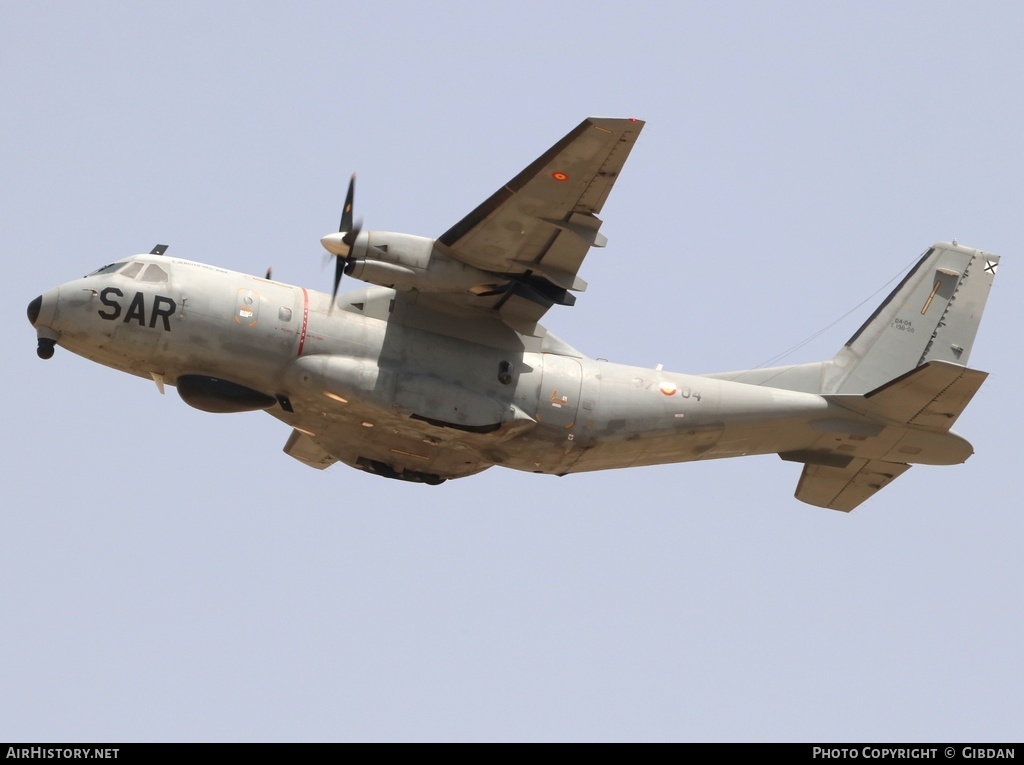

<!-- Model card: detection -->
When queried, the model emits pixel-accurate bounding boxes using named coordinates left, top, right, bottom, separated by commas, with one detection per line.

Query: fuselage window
left=279, top=307, right=293, bottom=322
left=139, top=264, right=169, bottom=283
left=498, top=360, right=514, bottom=385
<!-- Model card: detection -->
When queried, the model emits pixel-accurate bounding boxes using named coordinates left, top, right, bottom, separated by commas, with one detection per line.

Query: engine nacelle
left=363, top=231, right=434, bottom=270
left=344, top=259, right=418, bottom=290
left=335, top=231, right=502, bottom=294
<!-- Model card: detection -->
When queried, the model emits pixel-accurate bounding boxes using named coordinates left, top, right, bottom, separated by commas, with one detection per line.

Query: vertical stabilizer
left=826, top=242, right=999, bottom=394
left=699, top=241, right=999, bottom=512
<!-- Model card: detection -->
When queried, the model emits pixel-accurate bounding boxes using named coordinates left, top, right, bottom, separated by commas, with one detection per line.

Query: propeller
left=320, top=174, right=363, bottom=308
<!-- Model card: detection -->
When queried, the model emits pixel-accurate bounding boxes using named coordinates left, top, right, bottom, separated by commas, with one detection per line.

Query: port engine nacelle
left=323, top=230, right=505, bottom=294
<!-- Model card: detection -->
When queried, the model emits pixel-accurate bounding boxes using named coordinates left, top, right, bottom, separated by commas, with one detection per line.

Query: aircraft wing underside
left=435, top=117, right=644, bottom=329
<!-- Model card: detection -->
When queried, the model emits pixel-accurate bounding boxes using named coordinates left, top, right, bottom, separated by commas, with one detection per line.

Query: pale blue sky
left=3, top=1, right=1021, bottom=741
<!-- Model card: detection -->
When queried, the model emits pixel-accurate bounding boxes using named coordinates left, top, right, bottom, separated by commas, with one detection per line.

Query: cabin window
left=279, top=307, right=292, bottom=322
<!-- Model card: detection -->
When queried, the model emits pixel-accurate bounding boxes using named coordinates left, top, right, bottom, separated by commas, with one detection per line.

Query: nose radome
left=27, top=295, right=42, bottom=326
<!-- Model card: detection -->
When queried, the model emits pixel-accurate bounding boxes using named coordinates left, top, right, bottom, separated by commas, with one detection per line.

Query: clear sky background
left=3, top=1, right=1021, bottom=743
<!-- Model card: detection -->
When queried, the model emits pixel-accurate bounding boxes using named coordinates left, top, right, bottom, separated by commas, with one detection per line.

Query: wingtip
left=586, top=116, right=646, bottom=129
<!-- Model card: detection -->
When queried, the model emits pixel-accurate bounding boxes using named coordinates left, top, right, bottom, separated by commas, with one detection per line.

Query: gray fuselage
left=34, top=254, right=966, bottom=483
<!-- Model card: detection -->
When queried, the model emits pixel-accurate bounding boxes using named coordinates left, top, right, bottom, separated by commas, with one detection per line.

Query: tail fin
left=825, top=242, right=999, bottom=394
left=700, top=242, right=1000, bottom=513
left=703, top=242, right=1000, bottom=395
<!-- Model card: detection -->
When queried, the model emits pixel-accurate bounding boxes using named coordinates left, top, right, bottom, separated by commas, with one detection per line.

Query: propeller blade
left=332, top=254, right=345, bottom=305
left=326, top=173, right=360, bottom=312
left=339, top=174, right=355, bottom=232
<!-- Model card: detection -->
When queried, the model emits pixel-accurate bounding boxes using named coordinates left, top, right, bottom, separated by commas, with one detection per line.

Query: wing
left=436, top=117, right=644, bottom=329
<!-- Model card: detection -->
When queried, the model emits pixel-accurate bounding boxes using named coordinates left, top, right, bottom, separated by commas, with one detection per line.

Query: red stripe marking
left=297, top=287, right=309, bottom=356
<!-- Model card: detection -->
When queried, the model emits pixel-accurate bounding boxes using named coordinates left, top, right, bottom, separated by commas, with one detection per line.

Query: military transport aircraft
left=27, top=117, right=1000, bottom=511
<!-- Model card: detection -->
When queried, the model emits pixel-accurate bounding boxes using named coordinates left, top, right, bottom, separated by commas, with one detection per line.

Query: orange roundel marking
left=552, top=171, right=569, bottom=181
left=659, top=382, right=677, bottom=396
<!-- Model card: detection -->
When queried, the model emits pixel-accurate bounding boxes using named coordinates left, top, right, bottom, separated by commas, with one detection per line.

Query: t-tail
left=705, top=242, right=1000, bottom=511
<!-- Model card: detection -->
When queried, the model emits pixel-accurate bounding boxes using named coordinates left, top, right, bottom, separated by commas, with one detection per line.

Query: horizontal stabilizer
left=826, top=360, right=988, bottom=430
left=795, top=459, right=911, bottom=512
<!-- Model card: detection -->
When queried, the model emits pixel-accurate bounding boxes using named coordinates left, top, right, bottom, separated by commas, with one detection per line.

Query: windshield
left=85, top=262, right=127, bottom=277
left=139, top=264, right=169, bottom=283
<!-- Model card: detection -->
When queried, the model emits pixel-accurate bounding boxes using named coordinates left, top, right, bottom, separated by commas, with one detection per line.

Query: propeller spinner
left=320, top=174, right=363, bottom=307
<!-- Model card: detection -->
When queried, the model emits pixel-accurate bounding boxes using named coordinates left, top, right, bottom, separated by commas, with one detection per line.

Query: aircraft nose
left=29, top=288, right=61, bottom=359
left=27, top=295, right=42, bottom=326
left=28, top=287, right=59, bottom=329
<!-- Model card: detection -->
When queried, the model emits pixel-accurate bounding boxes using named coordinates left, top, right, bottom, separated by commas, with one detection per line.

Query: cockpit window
left=85, top=262, right=126, bottom=277
left=139, top=264, right=169, bottom=283
left=120, top=262, right=144, bottom=279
